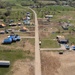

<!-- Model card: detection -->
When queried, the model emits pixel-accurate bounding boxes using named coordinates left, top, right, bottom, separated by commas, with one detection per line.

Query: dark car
left=72, top=46, right=75, bottom=50
left=59, top=51, right=63, bottom=54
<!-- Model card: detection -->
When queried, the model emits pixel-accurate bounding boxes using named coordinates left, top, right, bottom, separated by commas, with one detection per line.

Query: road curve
left=29, top=8, right=42, bottom=75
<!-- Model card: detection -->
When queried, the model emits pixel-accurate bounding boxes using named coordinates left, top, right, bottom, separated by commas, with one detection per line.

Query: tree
left=4, top=11, right=11, bottom=17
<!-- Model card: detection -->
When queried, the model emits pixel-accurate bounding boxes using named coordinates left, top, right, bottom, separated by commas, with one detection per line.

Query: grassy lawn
left=0, top=38, right=35, bottom=50
left=40, top=39, right=60, bottom=48
left=34, top=3, right=75, bottom=48
left=0, top=4, right=34, bottom=22
left=34, top=5, right=75, bottom=24
left=0, top=47, right=34, bottom=75
left=65, top=34, right=75, bottom=45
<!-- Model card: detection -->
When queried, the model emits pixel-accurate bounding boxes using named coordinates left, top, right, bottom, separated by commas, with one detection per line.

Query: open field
left=41, top=51, right=60, bottom=75
left=41, top=51, right=75, bottom=75
left=38, top=8, right=75, bottom=47
left=1, top=1, right=75, bottom=75
left=40, top=39, right=60, bottom=48
left=0, top=49, right=34, bottom=75
left=0, top=36, right=35, bottom=52
left=34, top=6, right=75, bottom=24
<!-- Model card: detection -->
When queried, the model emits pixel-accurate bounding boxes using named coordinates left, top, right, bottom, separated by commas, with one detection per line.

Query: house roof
left=0, top=23, right=6, bottom=27
left=21, top=27, right=28, bottom=30
left=9, top=23, right=17, bottom=26
left=45, top=15, right=53, bottom=18
left=57, top=35, right=65, bottom=39
left=18, top=22, right=22, bottom=25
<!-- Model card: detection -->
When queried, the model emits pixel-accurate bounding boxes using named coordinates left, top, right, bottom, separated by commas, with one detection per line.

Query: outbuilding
left=0, top=61, right=10, bottom=67
left=0, top=23, right=6, bottom=28
left=9, top=23, right=17, bottom=26
left=20, top=27, right=28, bottom=32
left=2, top=37, right=12, bottom=44
left=56, top=35, right=68, bottom=44
left=17, top=22, right=22, bottom=26
left=45, top=15, right=53, bottom=18
left=62, top=25, right=68, bottom=30
left=0, top=31, right=5, bottom=34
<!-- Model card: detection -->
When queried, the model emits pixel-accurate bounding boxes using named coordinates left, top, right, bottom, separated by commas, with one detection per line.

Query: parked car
left=65, top=44, right=70, bottom=50
left=5, top=30, right=9, bottom=34
left=39, top=41, right=41, bottom=45
left=59, top=51, right=63, bottom=54
left=72, top=46, right=75, bottom=50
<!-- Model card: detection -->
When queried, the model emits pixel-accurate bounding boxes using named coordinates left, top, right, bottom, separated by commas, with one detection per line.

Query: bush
left=4, top=11, right=11, bottom=17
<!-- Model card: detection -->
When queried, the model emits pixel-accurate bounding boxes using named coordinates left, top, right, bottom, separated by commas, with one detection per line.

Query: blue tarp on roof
left=2, top=35, right=20, bottom=44
left=3, top=37, right=12, bottom=44
left=9, top=35, right=17, bottom=42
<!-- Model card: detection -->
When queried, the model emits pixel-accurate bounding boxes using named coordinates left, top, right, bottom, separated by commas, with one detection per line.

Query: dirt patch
left=8, top=59, right=34, bottom=75
left=22, top=40, right=35, bottom=53
left=41, top=51, right=60, bottom=75
left=55, top=51, right=75, bottom=75
left=41, top=51, right=75, bottom=75
left=38, top=18, right=59, bottom=39
left=0, top=39, right=35, bottom=53
left=27, top=27, right=35, bottom=31
left=39, top=32, right=50, bottom=39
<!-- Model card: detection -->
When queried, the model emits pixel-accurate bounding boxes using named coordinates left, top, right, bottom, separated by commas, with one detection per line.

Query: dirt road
left=29, top=8, right=42, bottom=75
left=55, top=51, right=75, bottom=75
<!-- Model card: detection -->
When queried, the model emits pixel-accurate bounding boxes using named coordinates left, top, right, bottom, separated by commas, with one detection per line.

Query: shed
left=2, top=37, right=12, bottom=44
left=61, top=22, right=68, bottom=30
left=9, top=20, right=14, bottom=23
left=9, top=23, right=17, bottom=26
left=0, top=23, right=6, bottom=28
left=0, top=31, right=5, bottom=34
left=56, top=35, right=68, bottom=44
left=20, top=27, right=28, bottom=32
left=0, top=61, right=10, bottom=67
left=58, top=39, right=68, bottom=44
left=45, top=15, right=53, bottom=18
left=17, top=22, right=22, bottom=26
left=62, top=25, right=68, bottom=30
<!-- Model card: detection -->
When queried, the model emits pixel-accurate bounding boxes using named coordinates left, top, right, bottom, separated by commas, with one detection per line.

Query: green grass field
left=0, top=47, right=34, bottom=75
left=41, top=39, right=60, bottom=48
left=34, top=5, right=75, bottom=24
